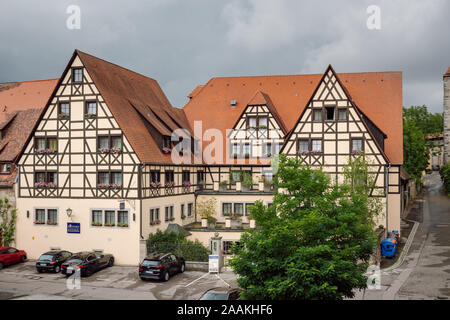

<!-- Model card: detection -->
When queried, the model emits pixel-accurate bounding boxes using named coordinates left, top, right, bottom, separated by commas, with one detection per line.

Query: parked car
left=61, top=251, right=114, bottom=277
left=36, top=250, right=72, bottom=273
left=0, top=247, right=27, bottom=270
left=139, top=252, right=185, bottom=281
left=432, top=164, right=440, bottom=171
left=199, top=287, right=241, bottom=300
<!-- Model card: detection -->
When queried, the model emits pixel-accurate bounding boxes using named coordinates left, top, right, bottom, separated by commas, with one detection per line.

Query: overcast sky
left=0, top=0, right=448, bottom=113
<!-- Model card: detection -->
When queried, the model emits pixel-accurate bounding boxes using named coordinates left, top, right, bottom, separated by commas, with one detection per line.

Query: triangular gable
left=281, top=65, right=390, bottom=164
left=230, top=90, right=288, bottom=136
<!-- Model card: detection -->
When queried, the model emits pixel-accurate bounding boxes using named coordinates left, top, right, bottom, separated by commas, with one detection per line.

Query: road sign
left=209, top=255, right=219, bottom=273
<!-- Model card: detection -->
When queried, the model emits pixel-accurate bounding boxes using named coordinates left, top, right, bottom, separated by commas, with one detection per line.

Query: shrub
left=147, top=230, right=210, bottom=262
left=439, top=163, right=450, bottom=196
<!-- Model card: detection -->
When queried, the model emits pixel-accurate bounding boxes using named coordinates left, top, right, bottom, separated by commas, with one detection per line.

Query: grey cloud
left=0, top=0, right=448, bottom=112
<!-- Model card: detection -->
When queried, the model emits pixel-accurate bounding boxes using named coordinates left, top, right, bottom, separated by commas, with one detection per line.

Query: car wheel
left=108, top=258, right=114, bottom=267
left=180, top=263, right=185, bottom=273
left=0, top=262, right=4, bottom=270
left=20, top=256, right=26, bottom=262
left=37, top=269, right=43, bottom=273
left=163, top=271, right=170, bottom=282
left=140, top=276, right=146, bottom=281
left=54, top=265, right=61, bottom=273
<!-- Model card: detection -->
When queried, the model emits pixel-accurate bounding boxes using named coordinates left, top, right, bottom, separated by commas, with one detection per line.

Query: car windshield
left=66, top=257, right=83, bottom=263
left=142, top=260, right=161, bottom=267
left=38, top=254, right=55, bottom=262
left=199, top=292, right=228, bottom=300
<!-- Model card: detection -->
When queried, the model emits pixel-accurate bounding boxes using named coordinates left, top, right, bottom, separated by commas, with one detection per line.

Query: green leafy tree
left=229, top=155, right=381, bottom=300
left=403, top=120, right=429, bottom=181
left=196, top=197, right=217, bottom=224
left=0, top=198, right=17, bottom=246
left=403, top=105, right=443, bottom=136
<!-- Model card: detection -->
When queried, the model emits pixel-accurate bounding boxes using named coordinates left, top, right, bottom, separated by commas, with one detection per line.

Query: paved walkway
left=354, top=172, right=450, bottom=300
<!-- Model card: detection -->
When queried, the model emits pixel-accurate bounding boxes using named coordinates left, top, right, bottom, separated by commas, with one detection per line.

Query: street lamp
left=66, top=208, right=73, bottom=219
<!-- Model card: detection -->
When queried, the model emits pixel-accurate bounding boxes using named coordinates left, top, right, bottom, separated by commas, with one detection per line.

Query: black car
left=36, top=250, right=72, bottom=273
left=139, top=253, right=185, bottom=281
left=61, top=251, right=114, bottom=277
left=199, top=287, right=241, bottom=300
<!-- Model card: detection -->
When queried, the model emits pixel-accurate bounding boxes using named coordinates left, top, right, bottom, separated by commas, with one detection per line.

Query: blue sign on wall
left=67, top=222, right=80, bottom=234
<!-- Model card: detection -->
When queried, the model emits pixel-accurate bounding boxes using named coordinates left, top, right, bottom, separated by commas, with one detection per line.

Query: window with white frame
left=150, top=208, right=160, bottom=224
left=311, top=139, right=323, bottom=153
left=47, top=209, right=58, bottom=225
left=35, top=209, right=45, bottom=224
left=222, top=203, right=232, bottom=216
left=165, top=205, right=174, bottom=221
left=118, top=211, right=129, bottom=226
left=105, top=210, right=115, bottom=226
left=92, top=210, right=102, bottom=226
left=234, top=203, right=244, bottom=216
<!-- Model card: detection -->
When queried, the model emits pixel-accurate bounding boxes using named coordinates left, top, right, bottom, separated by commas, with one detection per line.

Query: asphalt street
left=355, top=172, right=450, bottom=300
left=0, top=262, right=238, bottom=300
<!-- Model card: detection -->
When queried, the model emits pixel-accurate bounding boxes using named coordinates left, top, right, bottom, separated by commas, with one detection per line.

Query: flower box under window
left=91, top=222, right=102, bottom=227
left=98, top=183, right=122, bottom=190
left=162, top=147, right=171, bottom=154
left=104, top=222, right=115, bottom=227
left=35, top=182, right=57, bottom=188
left=34, top=220, right=45, bottom=225
left=117, top=222, right=128, bottom=227
left=36, top=148, right=56, bottom=155
left=150, top=220, right=161, bottom=225
left=85, top=113, right=96, bottom=118
left=351, top=150, right=362, bottom=155
left=150, top=182, right=161, bottom=189
left=47, top=221, right=57, bottom=226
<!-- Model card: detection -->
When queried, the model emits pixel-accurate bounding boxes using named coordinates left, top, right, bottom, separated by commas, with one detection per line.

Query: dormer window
left=162, top=136, right=171, bottom=153
left=0, top=163, right=11, bottom=174
left=72, top=68, right=83, bottom=83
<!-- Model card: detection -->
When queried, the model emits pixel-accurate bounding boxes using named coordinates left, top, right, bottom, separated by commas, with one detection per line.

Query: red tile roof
left=183, top=69, right=403, bottom=164
left=0, top=79, right=58, bottom=122
left=75, top=50, right=193, bottom=163
left=0, top=79, right=57, bottom=186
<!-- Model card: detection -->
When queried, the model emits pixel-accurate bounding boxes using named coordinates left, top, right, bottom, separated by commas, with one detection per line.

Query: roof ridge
left=76, top=49, right=158, bottom=83
left=209, top=70, right=402, bottom=81
left=0, top=78, right=59, bottom=85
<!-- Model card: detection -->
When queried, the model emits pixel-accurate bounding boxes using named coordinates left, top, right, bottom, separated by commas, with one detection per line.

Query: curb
left=381, top=218, right=420, bottom=272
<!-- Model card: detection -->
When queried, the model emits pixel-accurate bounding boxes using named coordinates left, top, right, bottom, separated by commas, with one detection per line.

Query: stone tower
left=444, top=67, right=450, bottom=164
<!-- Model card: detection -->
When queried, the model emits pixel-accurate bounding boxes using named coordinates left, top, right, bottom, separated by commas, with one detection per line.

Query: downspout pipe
left=385, top=163, right=391, bottom=238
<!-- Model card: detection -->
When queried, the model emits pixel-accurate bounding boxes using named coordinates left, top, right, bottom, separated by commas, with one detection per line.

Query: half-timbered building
left=12, top=50, right=406, bottom=264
